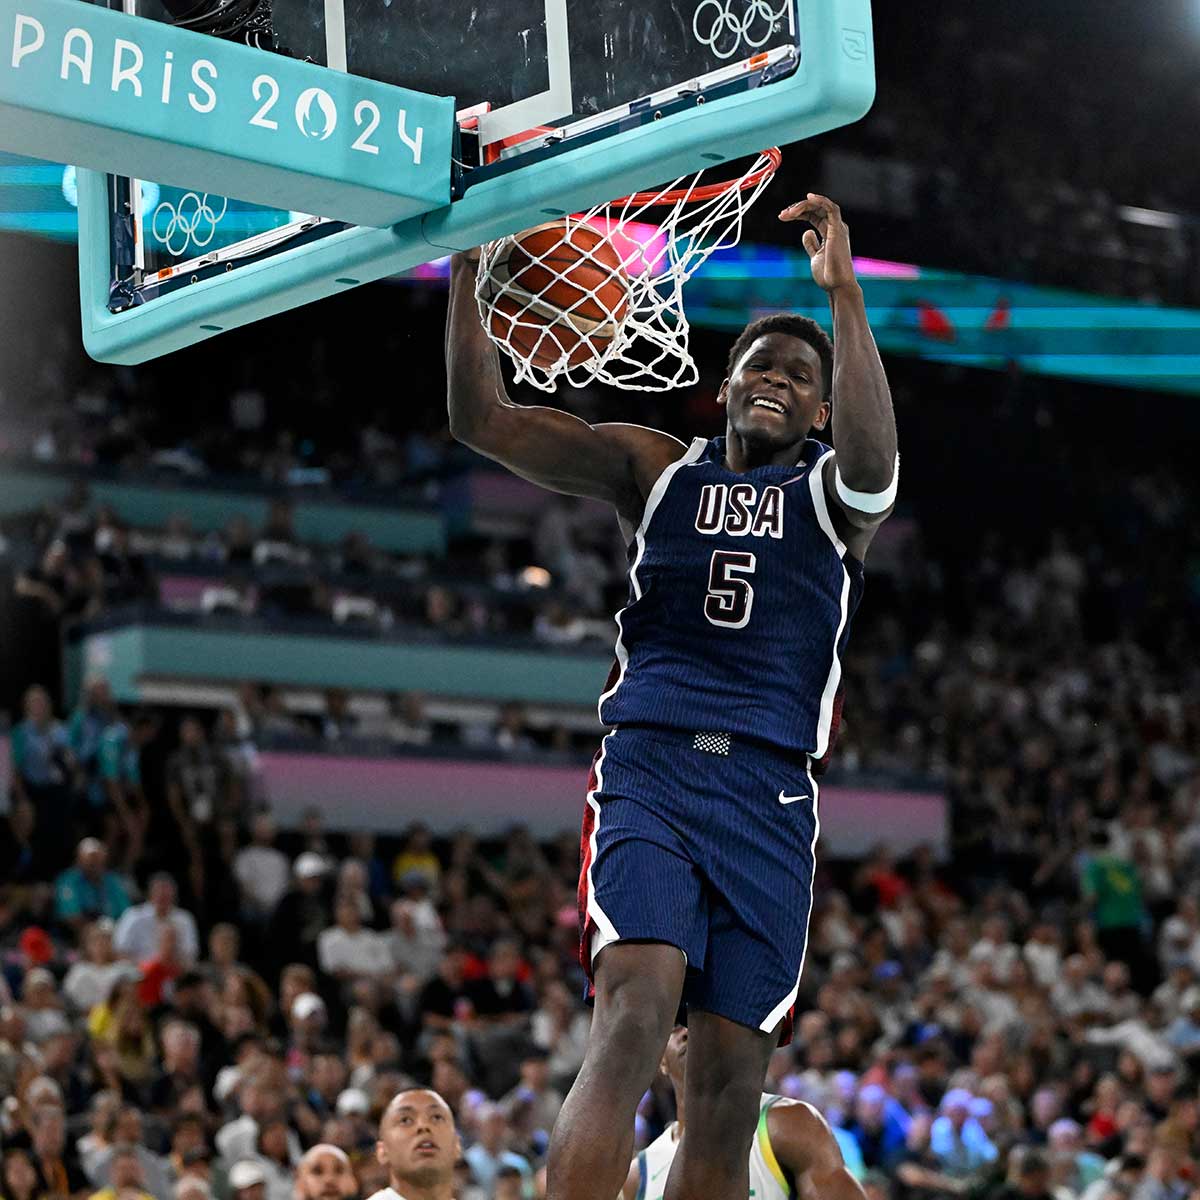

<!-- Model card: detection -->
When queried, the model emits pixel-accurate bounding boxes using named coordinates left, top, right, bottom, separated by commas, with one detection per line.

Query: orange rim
left=603, top=147, right=782, bottom=209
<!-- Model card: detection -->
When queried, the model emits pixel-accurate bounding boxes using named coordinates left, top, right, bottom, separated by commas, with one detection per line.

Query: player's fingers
left=802, top=229, right=821, bottom=258
left=805, top=191, right=840, bottom=215
left=778, top=201, right=809, bottom=221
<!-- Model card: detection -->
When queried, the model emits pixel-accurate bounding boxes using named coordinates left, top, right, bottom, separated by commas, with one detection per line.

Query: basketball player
left=446, top=193, right=897, bottom=1200
left=294, top=1145, right=358, bottom=1200
left=368, top=1090, right=459, bottom=1200
left=621, top=1026, right=866, bottom=1200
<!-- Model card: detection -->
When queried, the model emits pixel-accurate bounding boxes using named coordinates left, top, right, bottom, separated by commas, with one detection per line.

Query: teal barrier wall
left=0, top=466, right=445, bottom=553
left=73, top=622, right=612, bottom=704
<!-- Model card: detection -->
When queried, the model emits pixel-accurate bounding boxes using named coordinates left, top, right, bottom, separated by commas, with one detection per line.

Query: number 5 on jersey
left=705, top=550, right=757, bottom=628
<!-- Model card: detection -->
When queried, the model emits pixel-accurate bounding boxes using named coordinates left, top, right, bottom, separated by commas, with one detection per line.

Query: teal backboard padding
left=0, top=0, right=455, bottom=226
left=0, top=466, right=446, bottom=553
left=71, top=623, right=612, bottom=704
left=61, top=0, right=874, bottom=363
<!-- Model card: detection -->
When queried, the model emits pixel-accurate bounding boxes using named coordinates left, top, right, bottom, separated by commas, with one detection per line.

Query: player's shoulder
left=764, top=1095, right=840, bottom=1156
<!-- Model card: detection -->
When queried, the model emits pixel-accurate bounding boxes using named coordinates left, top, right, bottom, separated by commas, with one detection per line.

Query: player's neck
left=723, top=427, right=803, bottom=472
left=388, top=1175, right=454, bottom=1200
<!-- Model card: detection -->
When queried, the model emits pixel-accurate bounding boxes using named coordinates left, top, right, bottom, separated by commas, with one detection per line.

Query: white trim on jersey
left=807, top=452, right=851, bottom=760
left=597, top=437, right=709, bottom=718
left=584, top=732, right=620, bottom=960
left=835, top=452, right=899, bottom=514
left=759, top=761, right=820, bottom=1033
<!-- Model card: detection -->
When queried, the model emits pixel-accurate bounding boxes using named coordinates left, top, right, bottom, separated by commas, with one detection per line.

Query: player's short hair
left=725, top=313, right=834, bottom=401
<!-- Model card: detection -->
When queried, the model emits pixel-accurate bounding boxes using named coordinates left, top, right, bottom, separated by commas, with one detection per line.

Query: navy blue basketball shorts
left=576, top=724, right=820, bottom=1045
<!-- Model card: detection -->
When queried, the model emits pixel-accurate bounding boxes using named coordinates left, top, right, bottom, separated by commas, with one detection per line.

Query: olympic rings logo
left=692, top=0, right=790, bottom=60
left=151, top=192, right=229, bottom=257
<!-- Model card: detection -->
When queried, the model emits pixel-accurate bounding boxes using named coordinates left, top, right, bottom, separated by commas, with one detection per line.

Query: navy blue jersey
left=599, top=435, right=864, bottom=758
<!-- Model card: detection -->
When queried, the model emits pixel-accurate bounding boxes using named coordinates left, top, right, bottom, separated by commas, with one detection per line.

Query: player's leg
left=664, top=742, right=821, bottom=1199
left=663, top=1009, right=777, bottom=1200
left=545, top=941, right=686, bottom=1200
left=548, top=729, right=708, bottom=1200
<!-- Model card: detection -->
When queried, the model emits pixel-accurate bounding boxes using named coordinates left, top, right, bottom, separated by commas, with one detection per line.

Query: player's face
left=375, top=1092, right=459, bottom=1187
left=721, top=333, right=829, bottom=449
left=661, top=1025, right=688, bottom=1089
left=296, top=1150, right=357, bottom=1200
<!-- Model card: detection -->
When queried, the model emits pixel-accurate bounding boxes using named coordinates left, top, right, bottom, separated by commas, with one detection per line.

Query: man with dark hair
left=114, top=873, right=199, bottom=965
left=369, top=1090, right=459, bottom=1200
left=448, top=191, right=896, bottom=1200
left=88, top=1144, right=156, bottom=1200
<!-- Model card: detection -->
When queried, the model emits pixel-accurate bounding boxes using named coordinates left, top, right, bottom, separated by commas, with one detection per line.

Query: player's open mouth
left=750, top=395, right=788, bottom=414
left=415, top=1140, right=438, bottom=1154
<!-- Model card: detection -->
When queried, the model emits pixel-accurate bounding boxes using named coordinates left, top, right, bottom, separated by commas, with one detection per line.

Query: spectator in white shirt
left=1050, top=955, right=1109, bottom=1020
left=967, top=916, right=1021, bottom=984
left=62, top=921, right=139, bottom=1015
left=1023, top=923, right=1064, bottom=989
left=217, top=1073, right=303, bottom=1166
left=388, top=899, right=446, bottom=986
left=318, top=899, right=392, bottom=984
left=234, top=812, right=291, bottom=924
left=114, top=874, right=199, bottom=965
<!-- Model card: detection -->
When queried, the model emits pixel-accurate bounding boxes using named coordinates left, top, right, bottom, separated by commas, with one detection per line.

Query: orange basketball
left=484, top=221, right=630, bottom=371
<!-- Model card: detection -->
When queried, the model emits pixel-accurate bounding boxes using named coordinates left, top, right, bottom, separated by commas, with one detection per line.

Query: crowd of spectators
left=5, top=675, right=1200, bottom=1200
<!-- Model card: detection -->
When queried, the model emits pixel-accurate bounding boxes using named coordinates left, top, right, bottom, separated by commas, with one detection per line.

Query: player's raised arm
left=781, top=195, right=898, bottom=532
left=445, top=252, right=683, bottom=524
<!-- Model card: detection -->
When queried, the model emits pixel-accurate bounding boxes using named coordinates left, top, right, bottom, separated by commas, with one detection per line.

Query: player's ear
left=717, top=378, right=730, bottom=407
left=811, top=397, right=831, bottom=431
left=374, top=1141, right=387, bottom=1169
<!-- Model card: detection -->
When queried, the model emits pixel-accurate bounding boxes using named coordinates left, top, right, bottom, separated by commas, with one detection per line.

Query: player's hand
left=450, top=249, right=481, bottom=271
left=779, top=193, right=858, bottom=294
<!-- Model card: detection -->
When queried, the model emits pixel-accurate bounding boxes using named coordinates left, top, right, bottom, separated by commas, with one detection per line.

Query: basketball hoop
left=475, top=148, right=782, bottom=393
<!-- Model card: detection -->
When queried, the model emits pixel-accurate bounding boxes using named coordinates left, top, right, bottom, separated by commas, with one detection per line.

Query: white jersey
left=634, top=1094, right=796, bottom=1200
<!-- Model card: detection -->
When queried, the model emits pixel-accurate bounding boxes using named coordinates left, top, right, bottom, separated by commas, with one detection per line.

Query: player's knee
left=589, top=973, right=676, bottom=1067
left=590, top=989, right=669, bottom=1062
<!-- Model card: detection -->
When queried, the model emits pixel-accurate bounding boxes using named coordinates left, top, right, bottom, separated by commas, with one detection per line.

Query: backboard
left=61, top=0, right=877, bottom=361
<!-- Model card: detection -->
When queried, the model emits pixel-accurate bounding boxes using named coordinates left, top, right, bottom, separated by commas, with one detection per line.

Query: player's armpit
left=460, top=405, right=684, bottom=522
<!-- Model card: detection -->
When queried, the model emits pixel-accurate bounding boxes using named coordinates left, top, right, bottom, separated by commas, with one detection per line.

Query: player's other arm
left=446, top=253, right=682, bottom=524
left=782, top=195, right=898, bottom=533
left=768, top=1102, right=868, bottom=1200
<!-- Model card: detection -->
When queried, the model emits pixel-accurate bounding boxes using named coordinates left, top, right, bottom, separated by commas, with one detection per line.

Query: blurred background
left=1, top=2, right=1199, bottom=1200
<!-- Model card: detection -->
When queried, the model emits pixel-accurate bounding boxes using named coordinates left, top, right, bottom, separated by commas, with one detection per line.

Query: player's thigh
left=578, top=731, right=710, bottom=975
left=691, top=768, right=820, bottom=1041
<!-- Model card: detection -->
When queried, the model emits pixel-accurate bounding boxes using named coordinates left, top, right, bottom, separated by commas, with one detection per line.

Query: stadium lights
left=1117, top=205, right=1183, bottom=230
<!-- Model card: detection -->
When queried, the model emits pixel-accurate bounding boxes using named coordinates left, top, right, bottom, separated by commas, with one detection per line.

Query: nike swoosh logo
left=778, top=790, right=809, bottom=805
left=651, top=1165, right=670, bottom=1182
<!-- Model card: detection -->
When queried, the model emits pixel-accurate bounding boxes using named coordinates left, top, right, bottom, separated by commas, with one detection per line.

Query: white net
left=474, top=149, right=781, bottom=393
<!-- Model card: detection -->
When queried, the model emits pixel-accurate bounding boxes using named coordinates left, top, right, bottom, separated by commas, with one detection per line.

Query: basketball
left=482, top=221, right=631, bottom=370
